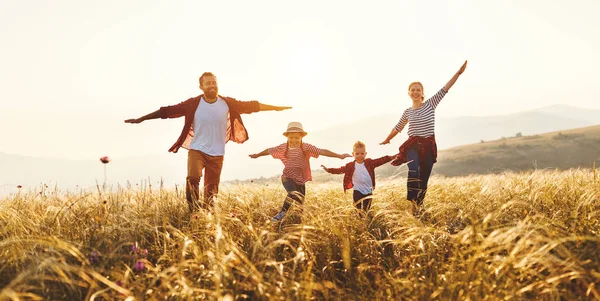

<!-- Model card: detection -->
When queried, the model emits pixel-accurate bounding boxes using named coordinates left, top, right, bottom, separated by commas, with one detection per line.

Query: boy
left=321, top=141, right=395, bottom=212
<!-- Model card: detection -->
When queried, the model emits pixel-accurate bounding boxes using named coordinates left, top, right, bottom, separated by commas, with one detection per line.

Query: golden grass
left=1, top=168, right=599, bottom=300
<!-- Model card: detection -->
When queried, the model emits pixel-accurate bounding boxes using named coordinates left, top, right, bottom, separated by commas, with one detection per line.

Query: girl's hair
left=408, top=81, right=425, bottom=101
left=353, top=141, right=366, bottom=151
left=284, top=140, right=306, bottom=159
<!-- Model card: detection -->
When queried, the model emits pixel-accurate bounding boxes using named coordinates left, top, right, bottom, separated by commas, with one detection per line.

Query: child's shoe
left=271, top=211, right=286, bottom=222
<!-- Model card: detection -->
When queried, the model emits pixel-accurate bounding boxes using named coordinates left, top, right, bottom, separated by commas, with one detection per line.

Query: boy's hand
left=320, top=165, right=329, bottom=172
left=249, top=154, right=260, bottom=159
left=338, top=153, right=352, bottom=159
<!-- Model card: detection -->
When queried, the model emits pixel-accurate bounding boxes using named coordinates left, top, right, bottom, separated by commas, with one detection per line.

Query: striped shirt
left=395, top=88, right=447, bottom=137
left=268, top=143, right=321, bottom=185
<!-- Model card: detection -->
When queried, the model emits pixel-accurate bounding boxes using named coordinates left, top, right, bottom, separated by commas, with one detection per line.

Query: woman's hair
left=353, top=141, right=366, bottom=151
left=408, top=81, right=425, bottom=101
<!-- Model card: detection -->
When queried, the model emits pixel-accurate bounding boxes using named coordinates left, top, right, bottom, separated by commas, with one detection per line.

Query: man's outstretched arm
left=259, top=103, right=292, bottom=111
left=223, top=96, right=292, bottom=114
left=125, top=99, right=189, bottom=123
left=124, top=110, right=161, bottom=124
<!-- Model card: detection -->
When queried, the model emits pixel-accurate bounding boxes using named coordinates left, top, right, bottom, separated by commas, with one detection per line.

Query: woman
left=380, top=61, right=468, bottom=215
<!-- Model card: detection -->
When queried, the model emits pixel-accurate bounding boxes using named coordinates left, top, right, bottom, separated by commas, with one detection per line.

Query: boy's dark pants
left=353, top=190, right=373, bottom=211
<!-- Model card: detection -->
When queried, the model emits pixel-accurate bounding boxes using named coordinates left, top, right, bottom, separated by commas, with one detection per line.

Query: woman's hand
left=457, top=60, right=467, bottom=75
left=444, top=60, right=468, bottom=91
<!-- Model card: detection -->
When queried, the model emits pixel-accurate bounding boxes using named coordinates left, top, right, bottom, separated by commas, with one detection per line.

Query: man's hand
left=249, top=154, right=260, bottom=159
left=124, top=118, right=142, bottom=124
left=259, top=104, right=293, bottom=111
left=380, top=139, right=390, bottom=145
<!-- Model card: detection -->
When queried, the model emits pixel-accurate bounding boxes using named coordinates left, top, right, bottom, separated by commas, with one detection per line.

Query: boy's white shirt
left=352, top=162, right=373, bottom=195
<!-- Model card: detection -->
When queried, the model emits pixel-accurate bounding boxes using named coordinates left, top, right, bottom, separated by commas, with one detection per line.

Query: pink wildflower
left=134, top=260, right=145, bottom=272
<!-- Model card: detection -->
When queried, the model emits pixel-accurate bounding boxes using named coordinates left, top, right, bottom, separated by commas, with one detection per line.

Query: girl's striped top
left=268, top=142, right=321, bottom=185
left=395, top=87, right=447, bottom=137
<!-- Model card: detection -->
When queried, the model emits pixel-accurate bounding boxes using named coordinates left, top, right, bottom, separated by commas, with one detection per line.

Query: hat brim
left=283, top=131, right=308, bottom=137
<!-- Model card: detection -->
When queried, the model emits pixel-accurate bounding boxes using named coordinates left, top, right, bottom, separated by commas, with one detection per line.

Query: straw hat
left=283, top=122, right=308, bottom=137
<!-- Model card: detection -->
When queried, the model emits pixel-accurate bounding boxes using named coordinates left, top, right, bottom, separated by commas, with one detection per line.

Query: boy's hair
left=353, top=141, right=366, bottom=151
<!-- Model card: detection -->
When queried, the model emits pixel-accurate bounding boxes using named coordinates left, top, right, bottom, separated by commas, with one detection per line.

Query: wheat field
left=1, top=169, right=599, bottom=300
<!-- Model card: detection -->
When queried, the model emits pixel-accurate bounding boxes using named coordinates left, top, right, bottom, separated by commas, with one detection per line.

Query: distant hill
left=429, top=124, right=600, bottom=176
left=2, top=105, right=599, bottom=196
left=310, top=125, right=600, bottom=183
left=309, top=104, right=600, bottom=152
left=241, top=125, right=600, bottom=185
left=0, top=153, right=187, bottom=197
left=297, top=105, right=600, bottom=182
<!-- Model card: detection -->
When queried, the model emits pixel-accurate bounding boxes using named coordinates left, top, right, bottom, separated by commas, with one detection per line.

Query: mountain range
left=1, top=104, right=599, bottom=197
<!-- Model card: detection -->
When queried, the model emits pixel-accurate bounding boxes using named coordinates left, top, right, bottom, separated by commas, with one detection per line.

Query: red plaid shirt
left=269, top=143, right=321, bottom=185
left=158, top=95, right=260, bottom=153
left=391, top=135, right=438, bottom=168
left=324, top=156, right=394, bottom=192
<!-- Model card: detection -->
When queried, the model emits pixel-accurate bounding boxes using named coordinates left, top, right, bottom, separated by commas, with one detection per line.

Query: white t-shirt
left=189, top=97, right=229, bottom=156
left=352, top=162, right=373, bottom=194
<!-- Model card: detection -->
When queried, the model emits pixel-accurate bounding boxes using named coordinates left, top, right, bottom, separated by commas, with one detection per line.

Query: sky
left=1, top=0, right=599, bottom=162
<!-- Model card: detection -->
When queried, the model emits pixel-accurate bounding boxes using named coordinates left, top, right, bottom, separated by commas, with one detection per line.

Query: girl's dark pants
left=280, top=177, right=305, bottom=212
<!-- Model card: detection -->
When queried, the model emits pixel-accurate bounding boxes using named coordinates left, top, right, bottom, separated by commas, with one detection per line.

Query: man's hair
left=353, top=141, right=366, bottom=151
left=199, top=72, right=217, bottom=86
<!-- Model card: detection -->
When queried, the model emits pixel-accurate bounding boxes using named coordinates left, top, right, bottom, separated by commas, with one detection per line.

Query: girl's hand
left=338, top=153, right=352, bottom=159
left=320, top=165, right=329, bottom=172
left=249, top=154, right=260, bottom=159
left=274, top=106, right=292, bottom=111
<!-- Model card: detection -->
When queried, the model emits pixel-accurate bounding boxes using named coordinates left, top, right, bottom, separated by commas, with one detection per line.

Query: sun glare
left=286, top=44, right=328, bottom=88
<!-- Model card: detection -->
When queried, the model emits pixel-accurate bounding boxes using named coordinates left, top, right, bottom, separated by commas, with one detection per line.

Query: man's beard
left=205, top=89, right=218, bottom=99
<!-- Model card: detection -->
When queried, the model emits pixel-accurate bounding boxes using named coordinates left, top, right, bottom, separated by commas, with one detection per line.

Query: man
left=125, top=72, right=291, bottom=212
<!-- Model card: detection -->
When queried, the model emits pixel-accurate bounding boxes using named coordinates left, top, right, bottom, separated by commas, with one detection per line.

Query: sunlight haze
left=1, top=0, right=599, bottom=183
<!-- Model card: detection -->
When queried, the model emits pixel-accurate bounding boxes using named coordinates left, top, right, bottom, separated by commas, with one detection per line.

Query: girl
left=380, top=61, right=468, bottom=215
left=249, top=122, right=351, bottom=221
